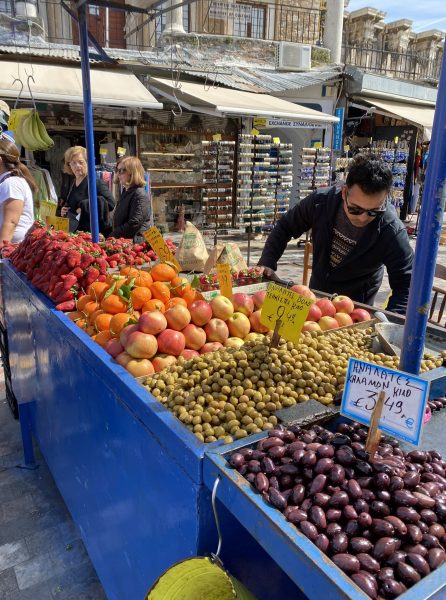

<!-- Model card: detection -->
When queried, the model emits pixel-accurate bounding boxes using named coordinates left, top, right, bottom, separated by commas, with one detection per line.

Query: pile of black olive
left=427, top=396, right=446, bottom=413
left=229, top=422, right=446, bottom=599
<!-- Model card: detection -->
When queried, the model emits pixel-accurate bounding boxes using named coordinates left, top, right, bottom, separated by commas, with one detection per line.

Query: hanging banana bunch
left=9, top=108, right=54, bottom=151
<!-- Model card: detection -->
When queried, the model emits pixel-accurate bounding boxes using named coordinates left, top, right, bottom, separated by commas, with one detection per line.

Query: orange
left=87, top=282, right=109, bottom=302
left=105, top=274, right=128, bottom=290
left=101, top=294, right=128, bottom=315
left=95, top=312, right=113, bottom=332
left=150, top=281, right=170, bottom=304
left=133, top=271, right=153, bottom=288
left=89, top=308, right=104, bottom=325
left=150, top=263, right=177, bottom=282
left=86, top=325, right=96, bottom=336
left=130, top=286, right=152, bottom=310
left=109, top=312, right=135, bottom=337
left=120, top=266, right=140, bottom=277
left=82, top=301, right=100, bottom=316
left=170, top=276, right=191, bottom=298
left=67, top=311, right=83, bottom=322
left=75, top=318, right=87, bottom=330
left=95, top=330, right=113, bottom=347
left=77, top=294, right=92, bottom=312
left=182, top=288, right=197, bottom=306
left=165, top=297, right=187, bottom=309
left=141, top=299, right=165, bottom=313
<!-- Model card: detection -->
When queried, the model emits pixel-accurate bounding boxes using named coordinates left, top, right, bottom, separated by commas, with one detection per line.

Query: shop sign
left=46, top=216, right=69, bottom=232
left=341, top=358, right=429, bottom=446
left=216, top=263, right=232, bottom=299
left=39, top=201, right=57, bottom=220
left=144, top=226, right=181, bottom=271
left=254, top=117, right=326, bottom=130
left=260, top=283, right=313, bottom=344
left=209, top=2, right=252, bottom=19
left=333, top=107, right=344, bottom=151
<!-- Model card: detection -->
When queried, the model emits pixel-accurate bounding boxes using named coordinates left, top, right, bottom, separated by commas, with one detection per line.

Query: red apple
left=210, top=295, right=234, bottom=320
left=334, top=313, right=354, bottom=327
left=138, top=310, right=167, bottom=335
left=157, top=329, right=186, bottom=356
left=232, top=293, right=254, bottom=317
left=115, top=351, right=133, bottom=367
left=125, top=331, right=158, bottom=359
left=104, top=338, right=124, bottom=358
left=152, top=354, right=177, bottom=373
left=291, top=284, right=316, bottom=300
left=252, top=290, right=267, bottom=309
left=249, top=310, right=270, bottom=333
left=188, top=300, right=213, bottom=326
left=306, top=304, right=322, bottom=322
left=204, top=318, right=229, bottom=343
left=119, top=324, right=139, bottom=348
left=225, top=337, right=245, bottom=348
left=126, top=358, right=154, bottom=377
left=165, top=305, right=191, bottom=331
left=227, top=312, right=251, bottom=338
left=351, top=308, right=372, bottom=323
left=302, top=321, right=322, bottom=333
left=182, top=324, right=207, bottom=351
left=180, top=349, right=200, bottom=359
left=315, top=298, right=337, bottom=318
left=200, top=342, right=223, bottom=354
left=332, top=295, right=355, bottom=315
left=318, top=316, right=339, bottom=331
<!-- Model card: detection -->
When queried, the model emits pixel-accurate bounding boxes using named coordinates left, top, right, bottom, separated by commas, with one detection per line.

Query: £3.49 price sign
left=341, top=358, right=429, bottom=446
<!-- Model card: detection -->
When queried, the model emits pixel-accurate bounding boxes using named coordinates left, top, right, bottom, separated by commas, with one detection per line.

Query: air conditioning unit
left=276, top=42, right=312, bottom=72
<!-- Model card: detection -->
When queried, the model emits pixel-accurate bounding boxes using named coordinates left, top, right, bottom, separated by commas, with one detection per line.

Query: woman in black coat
left=108, top=156, right=151, bottom=242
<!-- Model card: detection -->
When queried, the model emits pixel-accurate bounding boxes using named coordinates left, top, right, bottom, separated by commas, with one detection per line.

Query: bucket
left=146, top=556, right=258, bottom=600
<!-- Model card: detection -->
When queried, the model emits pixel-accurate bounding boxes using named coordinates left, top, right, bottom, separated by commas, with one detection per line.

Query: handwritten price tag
left=144, top=226, right=181, bottom=271
left=341, top=358, right=429, bottom=446
left=46, top=216, right=69, bottom=232
left=216, top=263, right=232, bottom=299
left=260, top=283, right=313, bottom=344
left=39, top=201, right=57, bottom=220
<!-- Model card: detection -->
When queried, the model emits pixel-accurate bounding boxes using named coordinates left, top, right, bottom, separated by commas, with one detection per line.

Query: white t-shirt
left=0, top=172, right=34, bottom=243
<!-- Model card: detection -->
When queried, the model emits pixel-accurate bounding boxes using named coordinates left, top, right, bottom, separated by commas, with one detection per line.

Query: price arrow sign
left=260, top=283, right=313, bottom=345
left=40, top=201, right=57, bottom=220
left=216, top=263, right=232, bottom=299
left=46, top=216, right=69, bottom=232
left=341, top=358, right=430, bottom=446
left=144, top=226, right=181, bottom=272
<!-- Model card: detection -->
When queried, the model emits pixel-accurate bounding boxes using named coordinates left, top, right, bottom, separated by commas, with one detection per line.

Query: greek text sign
left=260, top=283, right=313, bottom=344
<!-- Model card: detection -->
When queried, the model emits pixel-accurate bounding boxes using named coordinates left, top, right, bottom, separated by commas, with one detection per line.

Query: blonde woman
left=109, top=156, right=150, bottom=242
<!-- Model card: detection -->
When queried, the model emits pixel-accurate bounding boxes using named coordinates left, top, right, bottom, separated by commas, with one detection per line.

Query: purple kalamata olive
left=309, top=474, right=327, bottom=495
left=291, top=484, right=306, bottom=506
left=377, top=491, right=391, bottom=504
left=336, top=448, right=356, bottom=466
left=385, top=551, right=407, bottom=567
left=428, top=548, right=446, bottom=570
left=306, top=442, right=322, bottom=452
left=420, top=509, right=438, bottom=525
left=396, top=507, right=420, bottom=524
left=262, top=437, right=285, bottom=450
left=269, top=488, right=287, bottom=511
left=292, top=449, right=306, bottom=464
left=269, top=476, right=280, bottom=490
left=389, top=476, right=404, bottom=492
left=393, top=489, right=418, bottom=507
left=301, top=498, right=313, bottom=512
left=347, top=479, right=363, bottom=500
left=413, top=491, right=436, bottom=509
left=286, top=508, right=308, bottom=525
left=315, top=533, right=329, bottom=553
left=374, top=473, right=390, bottom=489
left=329, top=490, right=349, bottom=508
left=251, top=450, right=265, bottom=461
left=403, top=471, right=421, bottom=488
left=314, top=458, right=334, bottom=475
left=279, top=475, right=294, bottom=490
left=326, top=508, right=342, bottom=522
left=255, top=473, right=269, bottom=493
left=328, top=465, right=346, bottom=485
left=408, top=450, right=427, bottom=463
left=396, top=561, right=421, bottom=586
left=268, top=446, right=287, bottom=460
left=313, top=493, right=331, bottom=507
left=302, top=450, right=317, bottom=467
left=331, top=532, right=349, bottom=553
left=362, top=489, right=376, bottom=503
left=350, top=537, right=373, bottom=554
left=326, top=522, right=342, bottom=538
left=247, top=460, right=262, bottom=474
left=357, top=553, right=380, bottom=574
left=246, top=473, right=256, bottom=484
left=345, top=520, right=361, bottom=537
left=384, top=516, right=407, bottom=536
left=356, top=461, right=374, bottom=476
left=358, top=512, right=373, bottom=528
left=239, top=448, right=253, bottom=459
left=422, top=533, right=442, bottom=549
left=229, top=453, right=245, bottom=469
left=429, top=523, right=445, bottom=539
left=357, top=477, right=373, bottom=489
left=344, top=505, right=358, bottom=520
left=355, top=499, right=370, bottom=514
left=406, top=553, right=430, bottom=576
left=372, top=519, right=395, bottom=538
left=373, top=538, right=398, bottom=561
left=300, top=520, right=318, bottom=542
left=351, top=571, right=378, bottom=599
left=332, top=553, right=360, bottom=574
left=332, top=434, right=352, bottom=447
left=261, top=457, right=276, bottom=475
left=317, top=445, right=335, bottom=458
left=370, top=501, right=390, bottom=517
left=309, top=505, right=327, bottom=530
left=280, top=464, right=299, bottom=476
left=380, top=579, right=406, bottom=598
left=402, top=544, right=428, bottom=557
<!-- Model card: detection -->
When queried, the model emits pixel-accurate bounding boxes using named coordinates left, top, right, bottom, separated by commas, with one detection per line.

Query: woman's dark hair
left=0, top=137, right=38, bottom=193
left=346, top=154, right=392, bottom=195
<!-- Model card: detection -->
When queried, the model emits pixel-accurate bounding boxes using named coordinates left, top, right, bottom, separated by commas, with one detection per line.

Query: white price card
left=341, top=358, right=429, bottom=446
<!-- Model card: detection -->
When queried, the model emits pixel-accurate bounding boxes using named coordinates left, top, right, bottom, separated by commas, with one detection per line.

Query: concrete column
left=164, top=0, right=185, bottom=34
left=323, top=0, right=344, bottom=64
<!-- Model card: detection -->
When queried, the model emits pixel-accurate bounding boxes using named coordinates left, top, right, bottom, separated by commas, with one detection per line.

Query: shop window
left=0, top=0, right=13, bottom=13
left=183, top=3, right=189, bottom=33
left=155, top=12, right=167, bottom=36
left=89, top=4, right=100, bottom=15
left=234, top=3, right=265, bottom=39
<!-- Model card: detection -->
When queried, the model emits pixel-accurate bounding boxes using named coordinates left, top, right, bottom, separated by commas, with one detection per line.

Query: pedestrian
left=258, top=154, right=413, bottom=314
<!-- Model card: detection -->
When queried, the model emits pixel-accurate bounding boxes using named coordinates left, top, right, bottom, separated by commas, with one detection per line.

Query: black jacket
left=259, top=186, right=413, bottom=314
left=60, top=177, right=115, bottom=235
left=109, top=185, right=151, bottom=242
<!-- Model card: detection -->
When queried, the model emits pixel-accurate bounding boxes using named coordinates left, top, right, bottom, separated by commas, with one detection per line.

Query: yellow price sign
left=216, top=263, right=232, bottom=299
left=39, top=201, right=57, bottom=220
left=260, top=283, right=313, bottom=344
left=144, top=226, right=181, bottom=271
left=117, top=146, right=126, bottom=157
left=212, top=133, right=222, bottom=142
left=250, top=128, right=260, bottom=136
left=253, top=117, right=267, bottom=128
left=46, top=216, right=69, bottom=232
left=344, top=145, right=350, bottom=152
left=7, top=108, right=31, bottom=132
left=313, top=142, right=323, bottom=149
left=273, top=137, right=281, bottom=144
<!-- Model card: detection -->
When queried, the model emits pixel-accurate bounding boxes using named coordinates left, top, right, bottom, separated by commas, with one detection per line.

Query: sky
left=347, top=0, right=446, bottom=33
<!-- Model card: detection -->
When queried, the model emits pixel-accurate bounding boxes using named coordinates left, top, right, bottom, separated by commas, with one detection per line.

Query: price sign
left=250, top=128, right=260, bottom=136
left=39, top=201, right=57, bottom=220
left=144, top=226, right=181, bottom=271
left=344, top=145, right=350, bottom=152
left=313, top=142, right=322, bottom=149
left=273, top=137, right=281, bottom=144
left=117, top=146, right=126, bottom=157
left=341, top=358, right=429, bottom=446
left=260, top=283, right=313, bottom=344
left=212, top=133, right=222, bottom=142
left=46, top=216, right=69, bottom=232
left=216, top=263, right=232, bottom=299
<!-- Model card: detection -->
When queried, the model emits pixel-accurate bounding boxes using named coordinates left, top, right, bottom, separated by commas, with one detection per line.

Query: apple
left=119, top=324, right=139, bottom=348
left=249, top=310, right=270, bottom=333
left=306, top=304, right=322, bottom=322
left=302, top=321, right=322, bottom=333
left=157, top=329, right=186, bottom=356
left=318, top=316, right=339, bottom=331
left=225, top=337, right=245, bottom=349
left=126, top=358, right=155, bottom=377
left=180, top=349, right=200, bottom=359
left=334, top=313, right=354, bottom=327
left=227, top=312, right=251, bottom=338
left=204, top=318, right=229, bottom=343
left=332, top=295, right=355, bottom=315
left=291, top=284, right=316, bottom=300
left=115, top=351, right=133, bottom=367
left=125, top=331, right=158, bottom=359
left=252, top=290, right=267, bottom=310
left=182, top=324, right=207, bottom=351
left=351, top=308, right=372, bottom=323
left=104, top=338, right=124, bottom=358
left=200, top=342, right=223, bottom=354
left=138, top=310, right=167, bottom=335
left=232, top=293, right=254, bottom=317
left=152, top=354, right=177, bottom=373
left=165, top=305, right=191, bottom=331
left=315, top=298, right=337, bottom=318
left=188, top=300, right=213, bottom=326
left=210, top=295, right=234, bottom=320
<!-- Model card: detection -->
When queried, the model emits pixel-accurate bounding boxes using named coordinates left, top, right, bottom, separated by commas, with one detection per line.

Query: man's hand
left=260, top=266, right=280, bottom=281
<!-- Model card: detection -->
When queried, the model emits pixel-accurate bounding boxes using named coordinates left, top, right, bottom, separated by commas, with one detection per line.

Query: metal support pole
left=77, top=1, right=100, bottom=243
left=399, top=52, right=446, bottom=375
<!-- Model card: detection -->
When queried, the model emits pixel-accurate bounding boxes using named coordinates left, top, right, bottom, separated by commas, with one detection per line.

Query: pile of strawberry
left=198, top=267, right=265, bottom=291
left=101, top=238, right=176, bottom=269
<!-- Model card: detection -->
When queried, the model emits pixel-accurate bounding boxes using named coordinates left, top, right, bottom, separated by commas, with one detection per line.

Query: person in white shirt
left=0, top=131, right=37, bottom=246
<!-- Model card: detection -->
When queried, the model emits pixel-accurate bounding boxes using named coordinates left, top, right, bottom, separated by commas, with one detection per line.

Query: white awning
left=149, top=77, right=339, bottom=124
left=0, top=61, right=162, bottom=109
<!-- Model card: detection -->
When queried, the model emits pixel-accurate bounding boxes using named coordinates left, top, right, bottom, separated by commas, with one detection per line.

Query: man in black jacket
left=258, top=154, right=413, bottom=314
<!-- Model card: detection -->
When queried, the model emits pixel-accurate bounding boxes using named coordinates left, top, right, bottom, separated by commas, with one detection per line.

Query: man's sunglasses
left=344, top=191, right=387, bottom=218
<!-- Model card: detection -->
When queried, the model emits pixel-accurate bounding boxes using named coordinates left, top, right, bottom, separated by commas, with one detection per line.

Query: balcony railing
left=342, top=45, right=442, bottom=82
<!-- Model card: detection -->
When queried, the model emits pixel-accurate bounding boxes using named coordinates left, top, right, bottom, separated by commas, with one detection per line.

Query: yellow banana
left=34, top=111, right=54, bottom=149
left=19, top=111, right=40, bottom=150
